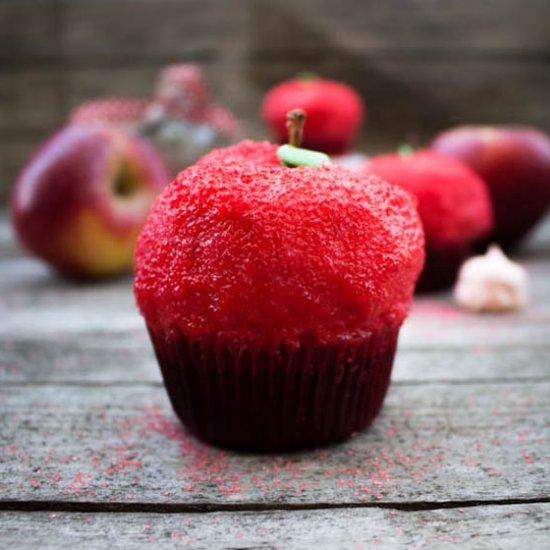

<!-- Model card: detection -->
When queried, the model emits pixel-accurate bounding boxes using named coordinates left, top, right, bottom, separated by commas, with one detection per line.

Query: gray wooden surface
left=1, top=216, right=550, bottom=548
left=2, top=0, right=550, bottom=201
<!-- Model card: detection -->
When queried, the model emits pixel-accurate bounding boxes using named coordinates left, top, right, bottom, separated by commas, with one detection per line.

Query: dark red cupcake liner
left=416, top=243, right=469, bottom=293
left=148, top=325, right=400, bottom=452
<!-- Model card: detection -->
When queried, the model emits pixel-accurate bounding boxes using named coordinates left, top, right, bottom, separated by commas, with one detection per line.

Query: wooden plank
left=398, top=282, right=550, bottom=349
left=2, top=504, right=550, bottom=549
left=59, top=0, right=248, bottom=61
left=0, top=0, right=58, bottom=63
left=3, top=0, right=550, bottom=64
left=0, top=70, right=64, bottom=134
left=0, top=332, right=159, bottom=384
left=259, top=0, right=550, bottom=55
left=393, top=347, right=550, bottom=383
left=2, top=335, right=550, bottom=384
left=61, top=67, right=158, bottom=113
left=0, top=216, right=21, bottom=259
left=1, top=381, right=548, bottom=505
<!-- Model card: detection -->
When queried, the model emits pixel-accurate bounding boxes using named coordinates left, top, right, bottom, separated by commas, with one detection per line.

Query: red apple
left=261, top=75, right=365, bottom=155
left=11, top=123, right=169, bottom=278
left=431, top=126, right=550, bottom=248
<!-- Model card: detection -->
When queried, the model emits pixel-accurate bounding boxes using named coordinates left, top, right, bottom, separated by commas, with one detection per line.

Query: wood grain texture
left=1, top=381, right=548, bottom=505
left=3, top=335, right=550, bottom=385
left=2, top=504, right=550, bottom=549
left=0, top=70, right=64, bottom=134
left=60, top=0, right=248, bottom=61
left=0, top=0, right=58, bottom=63
left=3, top=0, right=549, bottom=63
left=254, top=0, right=550, bottom=55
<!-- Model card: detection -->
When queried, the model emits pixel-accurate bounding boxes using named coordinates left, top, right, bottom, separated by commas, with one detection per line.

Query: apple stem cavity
left=113, top=163, right=139, bottom=198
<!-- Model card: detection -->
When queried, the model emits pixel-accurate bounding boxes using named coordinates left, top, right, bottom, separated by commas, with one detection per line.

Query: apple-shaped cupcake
left=134, top=111, right=424, bottom=451
left=261, top=75, right=365, bottom=155
left=11, top=124, right=169, bottom=278
left=364, top=150, right=493, bottom=292
left=431, top=126, right=550, bottom=248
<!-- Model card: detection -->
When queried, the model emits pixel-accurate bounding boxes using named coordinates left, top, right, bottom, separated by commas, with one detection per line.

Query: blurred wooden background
left=1, top=0, right=550, bottom=202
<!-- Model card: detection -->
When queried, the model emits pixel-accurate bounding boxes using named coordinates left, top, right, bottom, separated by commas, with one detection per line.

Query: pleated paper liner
left=148, top=325, right=400, bottom=452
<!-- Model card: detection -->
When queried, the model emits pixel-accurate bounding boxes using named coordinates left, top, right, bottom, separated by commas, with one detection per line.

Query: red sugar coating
left=364, top=151, right=493, bottom=249
left=134, top=152, right=425, bottom=346
left=196, top=139, right=280, bottom=168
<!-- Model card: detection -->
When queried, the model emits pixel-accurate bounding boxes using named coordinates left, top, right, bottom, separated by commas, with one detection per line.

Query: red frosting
left=197, top=139, right=280, bottom=168
left=135, top=150, right=425, bottom=347
left=365, top=151, right=493, bottom=249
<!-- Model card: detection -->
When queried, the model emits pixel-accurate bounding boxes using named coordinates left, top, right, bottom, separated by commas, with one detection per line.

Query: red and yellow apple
left=431, top=126, right=550, bottom=248
left=11, top=123, right=169, bottom=278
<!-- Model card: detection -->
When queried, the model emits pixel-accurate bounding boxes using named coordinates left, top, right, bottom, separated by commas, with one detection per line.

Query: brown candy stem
left=286, top=109, right=306, bottom=147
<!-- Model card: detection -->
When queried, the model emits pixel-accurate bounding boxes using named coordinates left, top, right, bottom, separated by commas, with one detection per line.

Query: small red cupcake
left=134, top=124, right=424, bottom=451
left=365, top=150, right=493, bottom=292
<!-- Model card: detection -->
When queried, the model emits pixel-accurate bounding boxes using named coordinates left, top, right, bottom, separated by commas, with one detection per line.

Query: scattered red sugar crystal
left=29, top=477, right=40, bottom=488
left=522, top=450, right=535, bottom=464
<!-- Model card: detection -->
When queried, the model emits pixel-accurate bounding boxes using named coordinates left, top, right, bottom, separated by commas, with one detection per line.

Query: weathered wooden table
left=1, top=216, right=549, bottom=549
